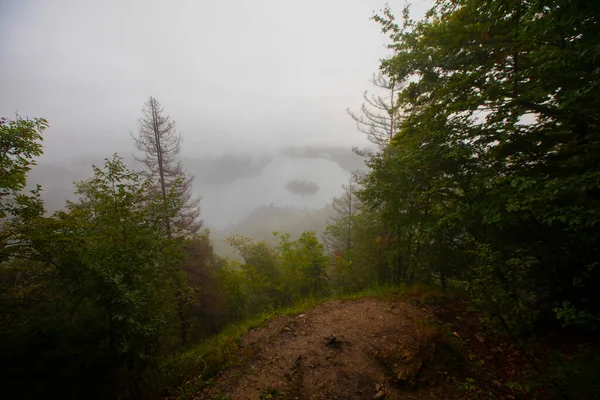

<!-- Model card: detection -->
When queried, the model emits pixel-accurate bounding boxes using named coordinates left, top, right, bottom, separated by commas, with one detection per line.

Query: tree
left=0, top=116, right=47, bottom=261
left=1, top=154, right=186, bottom=398
left=54, top=155, right=184, bottom=358
left=360, top=0, right=600, bottom=333
left=0, top=116, right=46, bottom=217
left=324, top=179, right=395, bottom=291
left=323, top=179, right=360, bottom=256
left=179, top=233, right=228, bottom=340
left=348, top=73, right=403, bottom=155
left=132, top=96, right=201, bottom=237
left=132, top=96, right=201, bottom=345
left=225, top=235, right=285, bottom=309
left=278, top=231, right=330, bottom=298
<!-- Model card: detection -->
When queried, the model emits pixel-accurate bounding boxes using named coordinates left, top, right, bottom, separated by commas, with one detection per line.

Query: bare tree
left=131, top=96, right=203, bottom=346
left=348, top=73, right=403, bottom=155
left=132, top=96, right=201, bottom=237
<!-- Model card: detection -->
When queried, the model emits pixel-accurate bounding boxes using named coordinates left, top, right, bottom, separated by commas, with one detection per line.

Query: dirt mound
left=196, top=298, right=453, bottom=399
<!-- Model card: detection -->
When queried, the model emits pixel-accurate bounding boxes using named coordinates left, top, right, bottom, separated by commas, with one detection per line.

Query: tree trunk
left=150, top=98, right=172, bottom=237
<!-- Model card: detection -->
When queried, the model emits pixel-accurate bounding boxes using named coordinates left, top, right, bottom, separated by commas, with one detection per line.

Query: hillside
left=197, top=297, right=443, bottom=399
left=4, top=0, right=598, bottom=399
left=174, top=292, right=546, bottom=400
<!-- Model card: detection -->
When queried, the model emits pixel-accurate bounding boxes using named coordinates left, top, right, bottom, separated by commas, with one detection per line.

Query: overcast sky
left=0, top=0, right=432, bottom=161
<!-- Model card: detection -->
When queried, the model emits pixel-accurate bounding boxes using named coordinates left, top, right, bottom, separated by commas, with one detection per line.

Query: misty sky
left=1, top=0, right=433, bottom=229
left=1, top=0, right=432, bottom=159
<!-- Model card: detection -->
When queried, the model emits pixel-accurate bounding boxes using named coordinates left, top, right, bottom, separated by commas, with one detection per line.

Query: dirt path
left=196, top=298, right=454, bottom=399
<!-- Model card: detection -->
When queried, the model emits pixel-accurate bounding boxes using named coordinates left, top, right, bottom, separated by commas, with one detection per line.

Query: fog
left=0, top=0, right=431, bottom=231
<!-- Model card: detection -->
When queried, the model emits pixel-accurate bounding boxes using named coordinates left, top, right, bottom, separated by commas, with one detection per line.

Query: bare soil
left=195, top=297, right=457, bottom=399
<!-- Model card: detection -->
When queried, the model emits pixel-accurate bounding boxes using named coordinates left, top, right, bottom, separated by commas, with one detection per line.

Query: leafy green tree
left=1, top=154, right=186, bottom=398
left=51, top=155, right=185, bottom=359
left=0, top=116, right=47, bottom=259
left=216, top=231, right=332, bottom=318
left=214, top=258, right=250, bottom=320
left=180, top=233, right=229, bottom=340
left=278, top=231, right=330, bottom=298
left=226, top=235, right=285, bottom=310
left=359, top=0, right=600, bottom=332
left=324, top=180, right=386, bottom=291
left=0, top=116, right=45, bottom=214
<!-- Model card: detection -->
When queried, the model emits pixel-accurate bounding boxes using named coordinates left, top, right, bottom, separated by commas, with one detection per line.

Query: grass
left=140, top=311, right=280, bottom=399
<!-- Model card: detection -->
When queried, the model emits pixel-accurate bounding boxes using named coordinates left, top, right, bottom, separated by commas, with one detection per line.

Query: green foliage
left=540, top=345, right=600, bottom=399
left=180, top=233, right=230, bottom=341
left=322, top=181, right=385, bottom=292
left=353, top=0, right=600, bottom=334
left=277, top=230, right=330, bottom=298
left=141, top=302, right=312, bottom=399
left=0, top=153, right=187, bottom=398
left=216, top=231, right=332, bottom=320
left=224, top=235, right=285, bottom=311
left=554, top=301, right=600, bottom=329
left=0, top=117, right=47, bottom=261
left=0, top=116, right=46, bottom=218
left=258, top=387, right=281, bottom=400
left=51, top=155, right=185, bottom=358
left=324, top=208, right=389, bottom=291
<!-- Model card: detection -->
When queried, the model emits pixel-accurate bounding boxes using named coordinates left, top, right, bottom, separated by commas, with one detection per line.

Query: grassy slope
left=141, top=285, right=409, bottom=399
